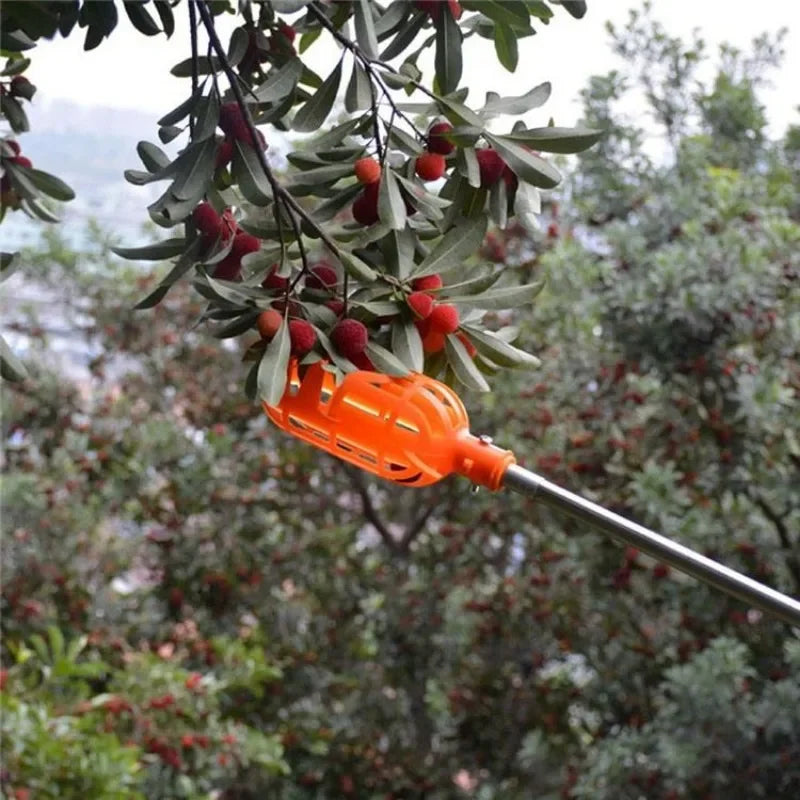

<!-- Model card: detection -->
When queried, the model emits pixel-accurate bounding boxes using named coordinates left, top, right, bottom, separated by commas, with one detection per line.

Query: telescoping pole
left=502, top=464, right=800, bottom=627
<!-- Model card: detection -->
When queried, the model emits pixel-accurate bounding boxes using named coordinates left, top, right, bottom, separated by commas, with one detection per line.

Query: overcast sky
left=25, top=1, right=799, bottom=137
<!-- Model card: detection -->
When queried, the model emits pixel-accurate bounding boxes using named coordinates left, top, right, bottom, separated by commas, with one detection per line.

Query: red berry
left=219, top=102, right=244, bottom=135
left=213, top=253, right=242, bottom=281
left=350, top=351, right=375, bottom=371
left=262, top=264, right=289, bottom=291
left=257, top=309, right=283, bottom=339
left=407, top=292, right=434, bottom=319
left=429, top=303, right=459, bottom=334
left=288, top=319, right=316, bottom=357
left=415, top=152, right=447, bottom=182
left=547, top=222, right=560, bottom=239
left=352, top=182, right=379, bottom=225
left=354, top=157, right=381, bottom=185
left=193, top=202, right=222, bottom=240
left=215, top=138, right=234, bottom=169
left=476, top=149, right=506, bottom=187
left=502, top=164, right=518, bottom=192
left=12, top=155, right=32, bottom=169
left=4, top=140, right=21, bottom=157
left=427, top=122, right=455, bottom=155
left=278, top=21, right=296, bottom=42
left=181, top=735, right=195, bottom=749
left=305, top=264, right=338, bottom=291
left=231, top=231, right=260, bottom=259
left=411, top=274, right=443, bottom=294
left=422, top=330, right=446, bottom=354
left=326, top=299, right=345, bottom=316
left=331, top=319, right=369, bottom=361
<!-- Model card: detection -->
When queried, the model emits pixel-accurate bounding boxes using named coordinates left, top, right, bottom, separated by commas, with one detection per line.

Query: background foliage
left=2, top=3, right=800, bottom=800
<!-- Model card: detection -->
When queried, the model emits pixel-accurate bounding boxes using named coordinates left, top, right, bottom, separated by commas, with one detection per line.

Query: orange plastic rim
left=263, top=361, right=515, bottom=490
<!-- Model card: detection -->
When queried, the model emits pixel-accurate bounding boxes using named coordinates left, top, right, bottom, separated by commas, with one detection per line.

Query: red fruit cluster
left=1, top=141, right=31, bottom=209
left=288, top=319, right=316, bottom=357
left=414, top=299, right=460, bottom=354
left=352, top=181, right=379, bottom=226
left=305, top=264, right=338, bottom=291
left=416, top=121, right=454, bottom=182
left=262, top=263, right=289, bottom=291
left=192, top=203, right=260, bottom=281
left=476, top=148, right=506, bottom=188
left=415, top=0, right=462, bottom=22
left=217, top=102, right=268, bottom=161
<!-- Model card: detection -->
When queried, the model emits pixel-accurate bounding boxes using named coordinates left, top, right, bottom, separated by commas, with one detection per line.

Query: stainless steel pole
left=502, top=464, right=800, bottom=627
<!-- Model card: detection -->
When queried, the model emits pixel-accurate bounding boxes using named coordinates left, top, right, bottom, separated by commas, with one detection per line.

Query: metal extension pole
left=502, top=464, right=800, bottom=627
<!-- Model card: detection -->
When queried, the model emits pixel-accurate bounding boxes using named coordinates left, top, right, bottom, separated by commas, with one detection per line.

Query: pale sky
left=25, top=1, right=799, bottom=138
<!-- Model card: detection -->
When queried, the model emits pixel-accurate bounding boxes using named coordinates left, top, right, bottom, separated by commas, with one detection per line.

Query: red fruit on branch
left=331, top=319, right=369, bottom=361
left=262, top=264, right=289, bottom=291
left=352, top=181, right=379, bottom=225
left=277, top=21, right=296, bottom=43
left=231, top=231, right=260, bottom=260
left=193, top=202, right=222, bottom=240
left=427, top=122, right=455, bottom=155
left=415, top=152, right=447, bottom=181
left=215, top=137, right=234, bottom=169
left=213, top=253, right=243, bottom=281
left=407, top=291, right=434, bottom=320
left=288, top=319, right=317, bottom=356
left=429, top=303, right=460, bottom=334
left=4, top=140, right=21, bottom=156
left=257, top=309, right=283, bottom=340
left=411, top=274, right=443, bottom=294
left=476, top=149, right=506, bottom=187
left=422, top=330, right=446, bottom=354
left=456, top=332, right=477, bottom=357
left=354, top=157, right=381, bottom=185
left=306, top=264, right=338, bottom=291
left=12, top=155, right=32, bottom=169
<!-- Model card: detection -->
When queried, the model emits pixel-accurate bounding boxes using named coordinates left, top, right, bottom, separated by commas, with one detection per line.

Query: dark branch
left=348, top=466, right=399, bottom=555
left=749, top=491, right=800, bottom=591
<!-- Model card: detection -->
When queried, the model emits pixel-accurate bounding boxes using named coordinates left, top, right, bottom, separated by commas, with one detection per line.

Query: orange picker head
left=263, top=361, right=515, bottom=490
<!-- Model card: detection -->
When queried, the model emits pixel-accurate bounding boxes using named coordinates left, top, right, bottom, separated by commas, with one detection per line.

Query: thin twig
left=348, top=467, right=399, bottom=554
left=749, top=491, right=800, bottom=591
left=188, top=0, right=199, bottom=138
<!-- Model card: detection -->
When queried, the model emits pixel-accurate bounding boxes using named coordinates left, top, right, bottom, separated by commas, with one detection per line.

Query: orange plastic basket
left=263, top=361, right=515, bottom=490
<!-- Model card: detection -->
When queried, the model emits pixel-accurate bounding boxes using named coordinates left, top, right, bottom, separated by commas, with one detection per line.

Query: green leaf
left=504, top=125, right=604, bottom=153
left=473, top=0, right=531, bottom=27
left=1, top=251, right=20, bottom=282
left=172, top=137, right=216, bottom=200
left=133, top=238, right=205, bottom=309
left=412, top=217, right=488, bottom=278
left=441, top=270, right=502, bottom=296
left=380, top=10, right=427, bottom=61
left=22, top=196, right=60, bottom=223
left=214, top=310, right=262, bottom=339
left=345, top=61, right=372, bottom=114
left=353, top=0, right=379, bottom=59
left=456, top=147, right=480, bottom=188
left=137, top=140, right=170, bottom=172
left=309, top=182, right=364, bottom=224
left=227, top=26, right=250, bottom=67
left=0, top=58, right=31, bottom=77
left=124, top=1, right=161, bottom=36
left=153, top=1, right=175, bottom=37
left=257, top=318, right=291, bottom=406
left=560, top=1, right=587, bottom=20
left=391, top=319, right=424, bottom=372
left=0, top=95, right=29, bottom=133
left=386, top=124, right=424, bottom=156
left=311, top=118, right=363, bottom=150
left=436, top=95, right=485, bottom=129
left=232, top=141, right=273, bottom=206
left=449, top=280, right=544, bottom=309
left=159, top=124, right=183, bottom=144
left=375, top=1, right=410, bottom=39
left=480, top=82, right=551, bottom=116
left=493, top=22, right=518, bottom=72
left=461, top=324, right=541, bottom=368
left=514, top=182, right=541, bottom=234
left=445, top=334, right=490, bottom=391
left=112, top=238, right=187, bottom=261
left=434, top=4, right=462, bottom=95
left=338, top=250, right=378, bottom=283
left=378, top=168, right=407, bottom=231
left=254, top=57, right=304, bottom=103
left=488, top=178, right=508, bottom=228
left=25, top=168, right=75, bottom=202
left=292, top=59, right=343, bottom=132
left=158, top=86, right=203, bottom=126
left=193, top=93, right=219, bottom=141
left=171, top=55, right=221, bottom=78
left=365, top=342, right=409, bottom=376
left=0, top=335, right=27, bottom=382
left=484, top=132, right=560, bottom=189
left=299, top=27, right=321, bottom=53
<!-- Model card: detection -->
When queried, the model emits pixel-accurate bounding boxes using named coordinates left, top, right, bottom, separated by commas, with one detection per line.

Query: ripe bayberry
left=429, top=303, right=460, bottom=334
left=411, top=274, right=443, bottom=294
left=213, top=253, right=242, bottom=281
left=352, top=182, right=379, bottom=226
left=306, top=264, right=338, bottom=291
left=407, top=292, right=434, bottom=320
left=427, top=122, right=455, bottom=155
left=476, top=148, right=506, bottom=187
left=415, top=152, right=447, bottom=181
left=12, top=155, right=32, bottom=169
left=231, top=231, right=260, bottom=260
left=262, top=264, right=288, bottom=291
left=193, top=202, right=222, bottom=240
left=257, top=309, right=283, bottom=339
left=215, top=138, right=234, bottom=169
left=354, top=157, right=381, bottom=185
left=331, top=319, right=369, bottom=361
left=288, top=319, right=316, bottom=356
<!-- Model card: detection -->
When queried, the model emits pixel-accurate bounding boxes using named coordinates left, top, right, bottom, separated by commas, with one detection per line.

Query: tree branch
left=347, top=466, right=400, bottom=555
left=749, top=492, right=800, bottom=591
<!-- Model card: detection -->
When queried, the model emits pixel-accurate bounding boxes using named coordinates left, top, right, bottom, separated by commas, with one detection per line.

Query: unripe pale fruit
left=429, top=303, right=460, bottom=334
left=476, top=148, right=506, bottom=188
left=411, top=274, right=443, bottom=294
left=257, top=309, right=283, bottom=339
left=262, top=264, right=289, bottom=291
left=407, top=291, right=434, bottom=319
left=415, top=152, right=447, bottom=182
left=306, top=264, right=338, bottom=291
left=427, top=122, right=455, bottom=155
left=193, top=202, right=222, bottom=240
left=288, top=319, right=316, bottom=356
left=352, top=182, right=379, bottom=226
left=331, top=319, right=369, bottom=361
left=354, top=157, right=381, bottom=185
